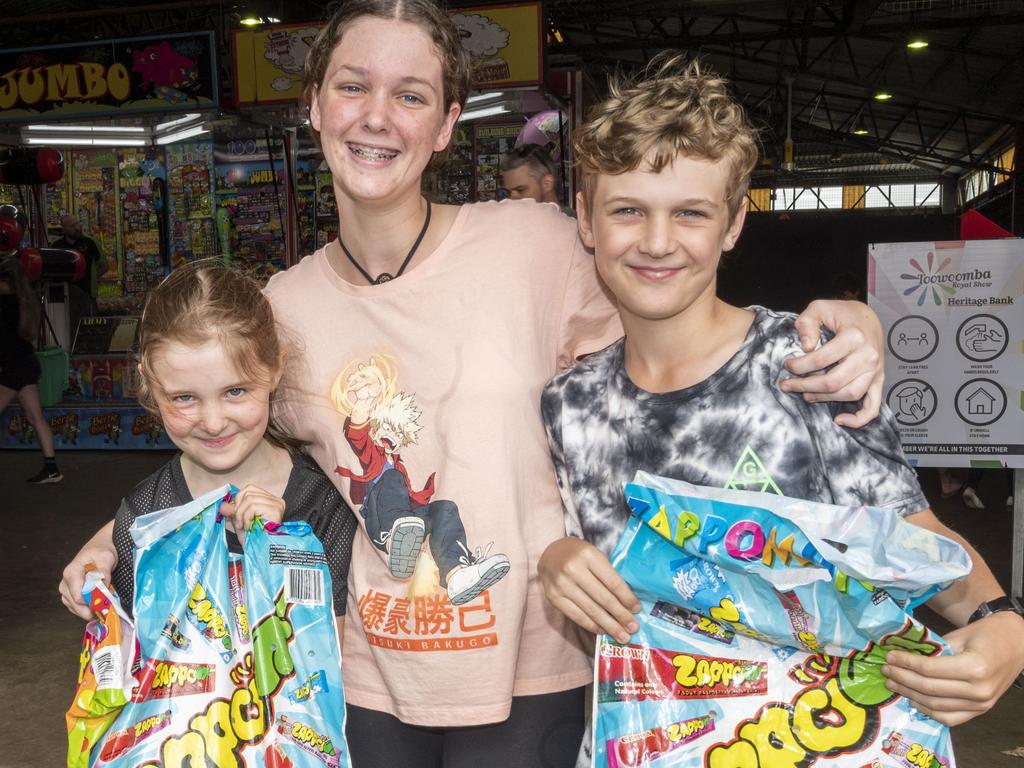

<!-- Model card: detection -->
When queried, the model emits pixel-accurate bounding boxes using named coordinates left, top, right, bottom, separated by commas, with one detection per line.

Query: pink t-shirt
left=265, top=200, right=621, bottom=726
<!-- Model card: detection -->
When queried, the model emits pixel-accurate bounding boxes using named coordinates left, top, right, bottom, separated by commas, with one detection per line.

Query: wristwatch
left=967, top=595, right=1024, bottom=625
left=968, top=595, right=1024, bottom=689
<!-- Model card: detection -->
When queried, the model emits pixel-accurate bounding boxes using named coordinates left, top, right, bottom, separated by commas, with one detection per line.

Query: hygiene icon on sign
left=886, top=379, right=937, bottom=426
left=955, top=314, right=1008, bottom=363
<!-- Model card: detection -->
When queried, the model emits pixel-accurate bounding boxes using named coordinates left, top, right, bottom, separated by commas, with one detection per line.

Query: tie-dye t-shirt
left=542, top=306, right=928, bottom=559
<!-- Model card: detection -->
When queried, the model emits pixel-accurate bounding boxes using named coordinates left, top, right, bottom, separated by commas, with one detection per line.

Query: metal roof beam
left=556, top=13, right=1024, bottom=53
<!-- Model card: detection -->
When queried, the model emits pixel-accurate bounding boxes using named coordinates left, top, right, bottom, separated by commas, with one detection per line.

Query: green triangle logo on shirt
left=725, top=445, right=783, bottom=495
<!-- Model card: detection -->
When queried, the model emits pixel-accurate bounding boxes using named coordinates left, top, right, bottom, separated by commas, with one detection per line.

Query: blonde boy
left=539, top=56, right=1024, bottom=730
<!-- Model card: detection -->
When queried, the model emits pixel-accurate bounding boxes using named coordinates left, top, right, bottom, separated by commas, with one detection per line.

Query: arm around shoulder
left=781, top=300, right=883, bottom=427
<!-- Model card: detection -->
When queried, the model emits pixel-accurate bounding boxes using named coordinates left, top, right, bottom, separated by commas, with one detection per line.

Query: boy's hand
left=59, top=533, right=117, bottom=621
left=221, top=485, right=286, bottom=546
left=882, top=611, right=1024, bottom=726
left=781, top=299, right=884, bottom=428
left=539, top=536, right=641, bottom=644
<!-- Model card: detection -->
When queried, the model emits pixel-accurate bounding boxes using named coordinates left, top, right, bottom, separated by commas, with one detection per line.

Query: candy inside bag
left=65, top=568, right=140, bottom=768
left=592, top=471, right=971, bottom=768
left=71, top=485, right=351, bottom=768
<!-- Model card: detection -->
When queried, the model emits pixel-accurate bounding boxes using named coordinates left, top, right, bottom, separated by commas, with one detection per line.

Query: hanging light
left=466, top=91, right=505, bottom=104
left=154, top=113, right=201, bottom=133
left=25, top=136, right=148, bottom=147
left=25, top=124, right=146, bottom=133
left=155, top=124, right=210, bottom=145
left=906, top=39, right=929, bottom=50
left=547, top=22, right=565, bottom=45
left=237, top=3, right=280, bottom=27
left=874, top=92, right=894, bottom=101
left=457, top=105, right=509, bottom=123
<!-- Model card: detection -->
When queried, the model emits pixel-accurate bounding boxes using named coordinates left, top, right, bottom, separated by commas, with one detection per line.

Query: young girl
left=58, top=262, right=357, bottom=625
left=0, top=255, right=62, bottom=484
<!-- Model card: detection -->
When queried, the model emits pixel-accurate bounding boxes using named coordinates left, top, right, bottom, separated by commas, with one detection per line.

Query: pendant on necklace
left=338, top=198, right=432, bottom=286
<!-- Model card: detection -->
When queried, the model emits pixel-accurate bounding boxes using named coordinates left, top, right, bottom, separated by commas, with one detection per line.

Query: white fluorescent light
left=25, top=124, right=146, bottom=133
left=466, top=91, right=505, bottom=104
left=155, top=124, right=210, bottom=145
left=458, top=105, right=509, bottom=122
left=25, top=136, right=148, bottom=146
left=155, top=113, right=201, bottom=133
left=95, top=126, right=147, bottom=133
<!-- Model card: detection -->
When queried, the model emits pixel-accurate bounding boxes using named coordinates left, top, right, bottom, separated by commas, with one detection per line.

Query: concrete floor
left=3, top=451, right=1022, bottom=767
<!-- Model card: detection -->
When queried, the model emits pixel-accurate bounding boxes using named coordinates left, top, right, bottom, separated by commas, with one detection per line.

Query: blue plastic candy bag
left=593, top=471, right=971, bottom=768
left=83, top=485, right=350, bottom=768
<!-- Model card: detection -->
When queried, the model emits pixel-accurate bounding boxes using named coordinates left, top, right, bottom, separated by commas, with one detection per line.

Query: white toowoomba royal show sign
left=868, top=239, right=1023, bottom=468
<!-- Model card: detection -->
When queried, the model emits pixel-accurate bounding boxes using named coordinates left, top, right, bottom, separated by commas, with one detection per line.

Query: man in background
left=51, top=214, right=107, bottom=337
left=500, top=144, right=575, bottom=217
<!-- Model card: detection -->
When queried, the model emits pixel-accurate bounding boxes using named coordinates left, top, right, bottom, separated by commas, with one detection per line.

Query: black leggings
left=344, top=687, right=586, bottom=768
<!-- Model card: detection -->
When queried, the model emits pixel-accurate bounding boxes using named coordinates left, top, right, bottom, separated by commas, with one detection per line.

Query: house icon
left=965, top=387, right=996, bottom=415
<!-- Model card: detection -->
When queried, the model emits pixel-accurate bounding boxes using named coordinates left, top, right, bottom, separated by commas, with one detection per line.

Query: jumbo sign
left=0, top=33, right=217, bottom=121
left=0, top=63, right=132, bottom=109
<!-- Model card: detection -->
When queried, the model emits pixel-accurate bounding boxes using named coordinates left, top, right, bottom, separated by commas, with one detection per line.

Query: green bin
left=35, top=345, right=69, bottom=407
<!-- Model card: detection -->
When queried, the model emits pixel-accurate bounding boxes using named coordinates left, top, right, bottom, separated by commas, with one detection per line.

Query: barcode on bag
left=285, top=567, right=324, bottom=606
left=92, top=646, right=122, bottom=690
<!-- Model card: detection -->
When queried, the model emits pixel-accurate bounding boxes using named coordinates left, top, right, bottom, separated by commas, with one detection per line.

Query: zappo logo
left=900, top=250, right=991, bottom=306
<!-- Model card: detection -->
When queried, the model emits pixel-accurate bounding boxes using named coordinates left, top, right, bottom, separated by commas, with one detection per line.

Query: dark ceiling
left=3, top=0, right=1022, bottom=188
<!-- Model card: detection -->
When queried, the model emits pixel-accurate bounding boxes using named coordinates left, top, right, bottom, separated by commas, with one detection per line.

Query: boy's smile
left=578, top=153, right=746, bottom=327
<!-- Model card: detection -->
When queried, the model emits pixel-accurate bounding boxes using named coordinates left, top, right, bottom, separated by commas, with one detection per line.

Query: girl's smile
left=308, top=17, right=459, bottom=207
left=150, top=339, right=279, bottom=485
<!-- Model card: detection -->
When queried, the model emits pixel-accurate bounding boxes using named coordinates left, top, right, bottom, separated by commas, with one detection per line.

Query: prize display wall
left=0, top=137, right=336, bottom=452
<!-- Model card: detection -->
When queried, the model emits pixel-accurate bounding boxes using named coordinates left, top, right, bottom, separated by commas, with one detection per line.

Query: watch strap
left=967, top=595, right=1024, bottom=624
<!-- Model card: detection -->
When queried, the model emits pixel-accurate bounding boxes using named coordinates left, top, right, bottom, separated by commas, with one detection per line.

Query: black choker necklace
left=337, top=199, right=432, bottom=285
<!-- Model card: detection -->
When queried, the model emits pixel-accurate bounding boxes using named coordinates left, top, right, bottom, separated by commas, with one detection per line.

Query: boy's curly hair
left=574, top=54, right=759, bottom=220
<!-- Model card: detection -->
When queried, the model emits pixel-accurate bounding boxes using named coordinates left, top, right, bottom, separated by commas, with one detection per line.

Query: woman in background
left=0, top=256, right=62, bottom=483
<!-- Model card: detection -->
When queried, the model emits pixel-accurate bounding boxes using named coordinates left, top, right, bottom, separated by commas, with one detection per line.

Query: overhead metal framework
left=544, top=0, right=1024, bottom=187
left=2, top=0, right=1022, bottom=188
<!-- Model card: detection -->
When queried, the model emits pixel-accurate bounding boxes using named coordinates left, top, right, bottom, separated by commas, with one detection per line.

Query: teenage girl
left=58, top=262, right=357, bottom=629
left=63, top=3, right=887, bottom=766
left=0, top=256, right=62, bottom=484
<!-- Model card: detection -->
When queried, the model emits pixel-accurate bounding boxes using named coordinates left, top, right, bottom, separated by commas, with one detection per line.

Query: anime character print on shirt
left=332, top=356, right=510, bottom=606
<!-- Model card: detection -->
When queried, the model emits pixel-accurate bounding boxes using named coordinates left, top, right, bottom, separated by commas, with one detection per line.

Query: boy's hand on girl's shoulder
left=221, top=485, right=286, bottom=547
left=881, top=610, right=1024, bottom=726
left=781, top=299, right=884, bottom=428
left=538, top=536, right=641, bottom=644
